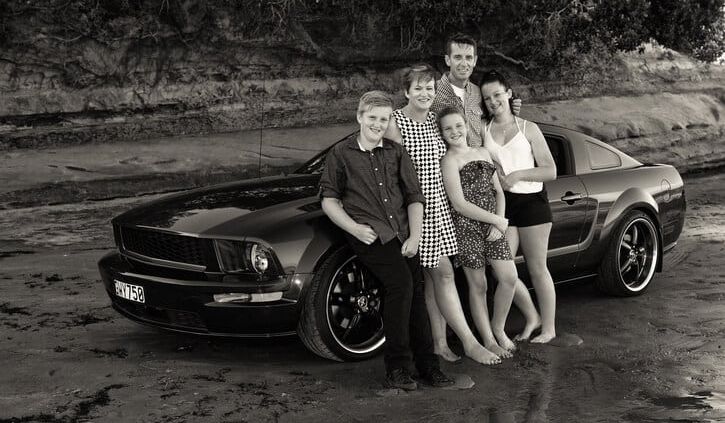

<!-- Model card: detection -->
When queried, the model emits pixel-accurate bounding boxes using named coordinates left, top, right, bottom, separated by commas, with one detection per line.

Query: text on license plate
left=114, top=280, right=145, bottom=303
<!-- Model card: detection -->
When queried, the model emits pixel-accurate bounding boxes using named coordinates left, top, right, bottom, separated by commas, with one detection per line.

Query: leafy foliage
left=301, top=0, right=725, bottom=70
left=648, top=0, right=725, bottom=62
left=1, top=0, right=723, bottom=73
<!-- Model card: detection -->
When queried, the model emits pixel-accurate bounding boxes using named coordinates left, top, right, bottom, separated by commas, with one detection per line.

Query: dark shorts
left=504, top=190, right=553, bottom=227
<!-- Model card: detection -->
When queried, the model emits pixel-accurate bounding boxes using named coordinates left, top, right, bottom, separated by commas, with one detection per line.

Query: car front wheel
left=596, top=210, right=659, bottom=296
left=297, top=247, right=385, bottom=361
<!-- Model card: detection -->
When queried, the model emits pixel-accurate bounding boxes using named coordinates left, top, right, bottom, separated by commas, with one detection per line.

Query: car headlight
left=214, top=240, right=281, bottom=275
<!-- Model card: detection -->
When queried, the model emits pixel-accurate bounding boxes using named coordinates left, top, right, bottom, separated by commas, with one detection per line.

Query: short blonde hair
left=400, top=63, right=437, bottom=92
left=357, top=90, right=393, bottom=116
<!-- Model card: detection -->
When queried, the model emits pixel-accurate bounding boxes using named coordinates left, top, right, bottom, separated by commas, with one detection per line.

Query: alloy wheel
left=325, top=256, right=385, bottom=354
left=617, top=217, right=658, bottom=292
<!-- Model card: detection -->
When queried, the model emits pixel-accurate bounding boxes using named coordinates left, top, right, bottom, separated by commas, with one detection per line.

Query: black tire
left=297, top=247, right=385, bottom=361
left=595, top=210, right=659, bottom=296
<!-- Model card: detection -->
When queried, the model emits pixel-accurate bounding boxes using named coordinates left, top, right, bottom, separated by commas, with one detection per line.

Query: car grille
left=120, top=227, right=211, bottom=267
left=115, top=300, right=207, bottom=331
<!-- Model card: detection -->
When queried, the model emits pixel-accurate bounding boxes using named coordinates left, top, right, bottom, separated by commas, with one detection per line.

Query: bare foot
left=464, top=344, right=501, bottom=365
left=514, top=316, right=542, bottom=341
left=530, top=331, right=556, bottom=344
left=485, top=343, right=513, bottom=359
left=434, top=345, right=461, bottom=363
left=494, top=331, right=516, bottom=352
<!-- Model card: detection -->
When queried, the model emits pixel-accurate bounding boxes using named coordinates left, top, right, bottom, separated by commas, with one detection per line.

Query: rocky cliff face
left=519, top=46, right=725, bottom=172
left=0, top=27, right=411, bottom=149
left=0, top=22, right=723, bottom=172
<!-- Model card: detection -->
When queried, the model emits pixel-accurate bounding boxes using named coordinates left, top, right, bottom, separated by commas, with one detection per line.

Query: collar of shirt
left=357, top=138, right=383, bottom=151
left=345, top=134, right=392, bottom=151
left=451, top=84, right=466, bottom=106
left=441, top=72, right=472, bottom=94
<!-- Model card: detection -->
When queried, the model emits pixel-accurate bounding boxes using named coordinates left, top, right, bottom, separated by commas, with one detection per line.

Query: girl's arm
left=481, top=147, right=509, bottom=235
left=492, top=169, right=506, bottom=219
left=441, top=155, right=508, bottom=228
left=477, top=147, right=507, bottom=215
left=503, top=121, right=556, bottom=187
left=488, top=168, right=508, bottom=238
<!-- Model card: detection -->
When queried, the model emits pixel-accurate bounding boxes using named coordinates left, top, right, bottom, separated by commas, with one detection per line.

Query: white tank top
left=483, top=117, right=543, bottom=194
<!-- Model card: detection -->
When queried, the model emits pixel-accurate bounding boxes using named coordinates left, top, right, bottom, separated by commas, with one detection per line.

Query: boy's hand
left=401, top=237, right=419, bottom=258
left=353, top=224, right=378, bottom=245
left=486, top=226, right=504, bottom=242
left=511, top=98, right=523, bottom=115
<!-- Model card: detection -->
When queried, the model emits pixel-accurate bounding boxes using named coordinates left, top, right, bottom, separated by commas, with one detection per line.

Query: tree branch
left=483, top=44, right=531, bottom=70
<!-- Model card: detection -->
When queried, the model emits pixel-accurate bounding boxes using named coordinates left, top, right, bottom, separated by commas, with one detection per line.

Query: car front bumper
left=98, top=251, right=314, bottom=337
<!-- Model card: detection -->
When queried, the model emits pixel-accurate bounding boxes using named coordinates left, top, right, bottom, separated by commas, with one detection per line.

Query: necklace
left=494, top=118, right=516, bottom=138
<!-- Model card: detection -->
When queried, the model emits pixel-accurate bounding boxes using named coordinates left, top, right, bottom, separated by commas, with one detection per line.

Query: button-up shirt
left=431, top=72, right=484, bottom=147
left=319, top=133, right=425, bottom=244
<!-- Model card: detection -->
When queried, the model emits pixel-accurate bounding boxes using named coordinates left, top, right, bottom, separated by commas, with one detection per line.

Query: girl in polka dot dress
left=439, top=106, right=523, bottom=357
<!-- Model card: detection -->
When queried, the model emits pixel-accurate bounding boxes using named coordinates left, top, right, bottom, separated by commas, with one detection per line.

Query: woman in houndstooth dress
left=384, top=64, right=499, bottom=365
left=393, top=109, right=457, bottom=268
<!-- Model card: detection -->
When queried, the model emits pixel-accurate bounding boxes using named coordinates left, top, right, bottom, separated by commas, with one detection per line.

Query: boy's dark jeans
left=345, top=234, right=439, bottom=374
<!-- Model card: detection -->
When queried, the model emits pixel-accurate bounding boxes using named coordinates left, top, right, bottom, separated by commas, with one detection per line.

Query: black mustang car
left=98, top=123, right=686, bottom=361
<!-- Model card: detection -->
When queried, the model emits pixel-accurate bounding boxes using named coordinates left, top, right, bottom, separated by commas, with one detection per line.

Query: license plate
left=114, top=280, right=145, bottom=303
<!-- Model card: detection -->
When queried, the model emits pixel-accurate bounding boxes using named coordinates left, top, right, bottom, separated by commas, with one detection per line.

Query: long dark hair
left=479, top=70, right=514, bottom=121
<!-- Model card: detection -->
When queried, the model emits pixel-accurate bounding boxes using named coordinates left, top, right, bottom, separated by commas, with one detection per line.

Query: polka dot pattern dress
left=451, top=160, right=513, bottom=269
left=393, top=109, right=458, bottom=268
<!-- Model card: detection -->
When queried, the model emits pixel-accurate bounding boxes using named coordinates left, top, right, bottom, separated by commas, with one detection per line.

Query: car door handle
left=561, top=191, right=584, bottom=204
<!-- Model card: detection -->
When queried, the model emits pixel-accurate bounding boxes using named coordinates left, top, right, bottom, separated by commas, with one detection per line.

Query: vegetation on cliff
left=1, top=1, right=724, bottom=77
left=0, top=0, right=723, bottom=162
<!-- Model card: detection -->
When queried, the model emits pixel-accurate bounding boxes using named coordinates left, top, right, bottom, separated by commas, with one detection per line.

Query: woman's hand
left=499, top=171, right=521, bottom=191
left=486, top=226, right=504, bottom=242
left=494, top=216, right=509, bottom=236
left=401, top=237, right=420, bottom=257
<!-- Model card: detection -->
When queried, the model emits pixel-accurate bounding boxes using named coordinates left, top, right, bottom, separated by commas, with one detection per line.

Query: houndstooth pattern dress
left=393, top=109, right=458, bottom=268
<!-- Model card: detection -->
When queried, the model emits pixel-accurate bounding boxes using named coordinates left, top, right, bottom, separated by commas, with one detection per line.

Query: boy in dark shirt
left=319, top=91, right=454, bottom=390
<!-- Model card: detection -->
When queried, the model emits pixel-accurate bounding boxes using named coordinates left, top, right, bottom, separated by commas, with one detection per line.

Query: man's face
left=445, top=42, right=477, bottom=84
left=357, top=106, right=392, bottom=144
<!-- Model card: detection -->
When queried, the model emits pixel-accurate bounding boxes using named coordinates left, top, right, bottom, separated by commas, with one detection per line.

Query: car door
left=515, top=133, right=590, bottom=284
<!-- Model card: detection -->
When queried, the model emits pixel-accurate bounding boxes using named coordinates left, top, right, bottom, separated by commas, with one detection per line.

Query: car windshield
left=294, top=130, right=357, bottom=175
left=293, top=146, right=331, bottom=174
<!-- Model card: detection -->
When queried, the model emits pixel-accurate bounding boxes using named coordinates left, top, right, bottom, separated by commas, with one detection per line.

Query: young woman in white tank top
left=483, top=117, right=543, bottom=194
left=480, top=70, right=559, bottom=344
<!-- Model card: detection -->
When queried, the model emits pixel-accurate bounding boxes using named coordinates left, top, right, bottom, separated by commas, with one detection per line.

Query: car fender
left=600, top=187, right=663, bottom=271
left=294, top=219, right=346, bottom=276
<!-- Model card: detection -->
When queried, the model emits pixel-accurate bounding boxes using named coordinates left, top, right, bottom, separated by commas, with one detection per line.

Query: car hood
left=113, top=174, right=322, bottom=236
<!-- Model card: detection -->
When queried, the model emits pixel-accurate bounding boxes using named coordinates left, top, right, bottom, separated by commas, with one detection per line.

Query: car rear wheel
left=297, top=247, right=385, bottom=361
left=596, top=210, right=659, bottom=296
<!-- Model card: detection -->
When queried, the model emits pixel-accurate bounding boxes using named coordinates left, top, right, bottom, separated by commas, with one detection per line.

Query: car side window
left=586, top=141, right=621, bottom=170
left=544, top=135, right=572, bottom=177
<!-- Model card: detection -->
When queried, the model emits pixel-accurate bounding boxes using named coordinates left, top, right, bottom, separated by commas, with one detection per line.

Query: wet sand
left=0, top=171, right=723, bottom=422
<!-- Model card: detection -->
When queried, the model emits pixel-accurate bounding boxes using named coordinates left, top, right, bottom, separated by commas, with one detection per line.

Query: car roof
left=295, top=122, right=642, bottom=175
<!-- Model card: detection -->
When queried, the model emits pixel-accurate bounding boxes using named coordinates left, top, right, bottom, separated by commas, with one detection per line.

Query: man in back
left=431, top=33, right=521, bottom=147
